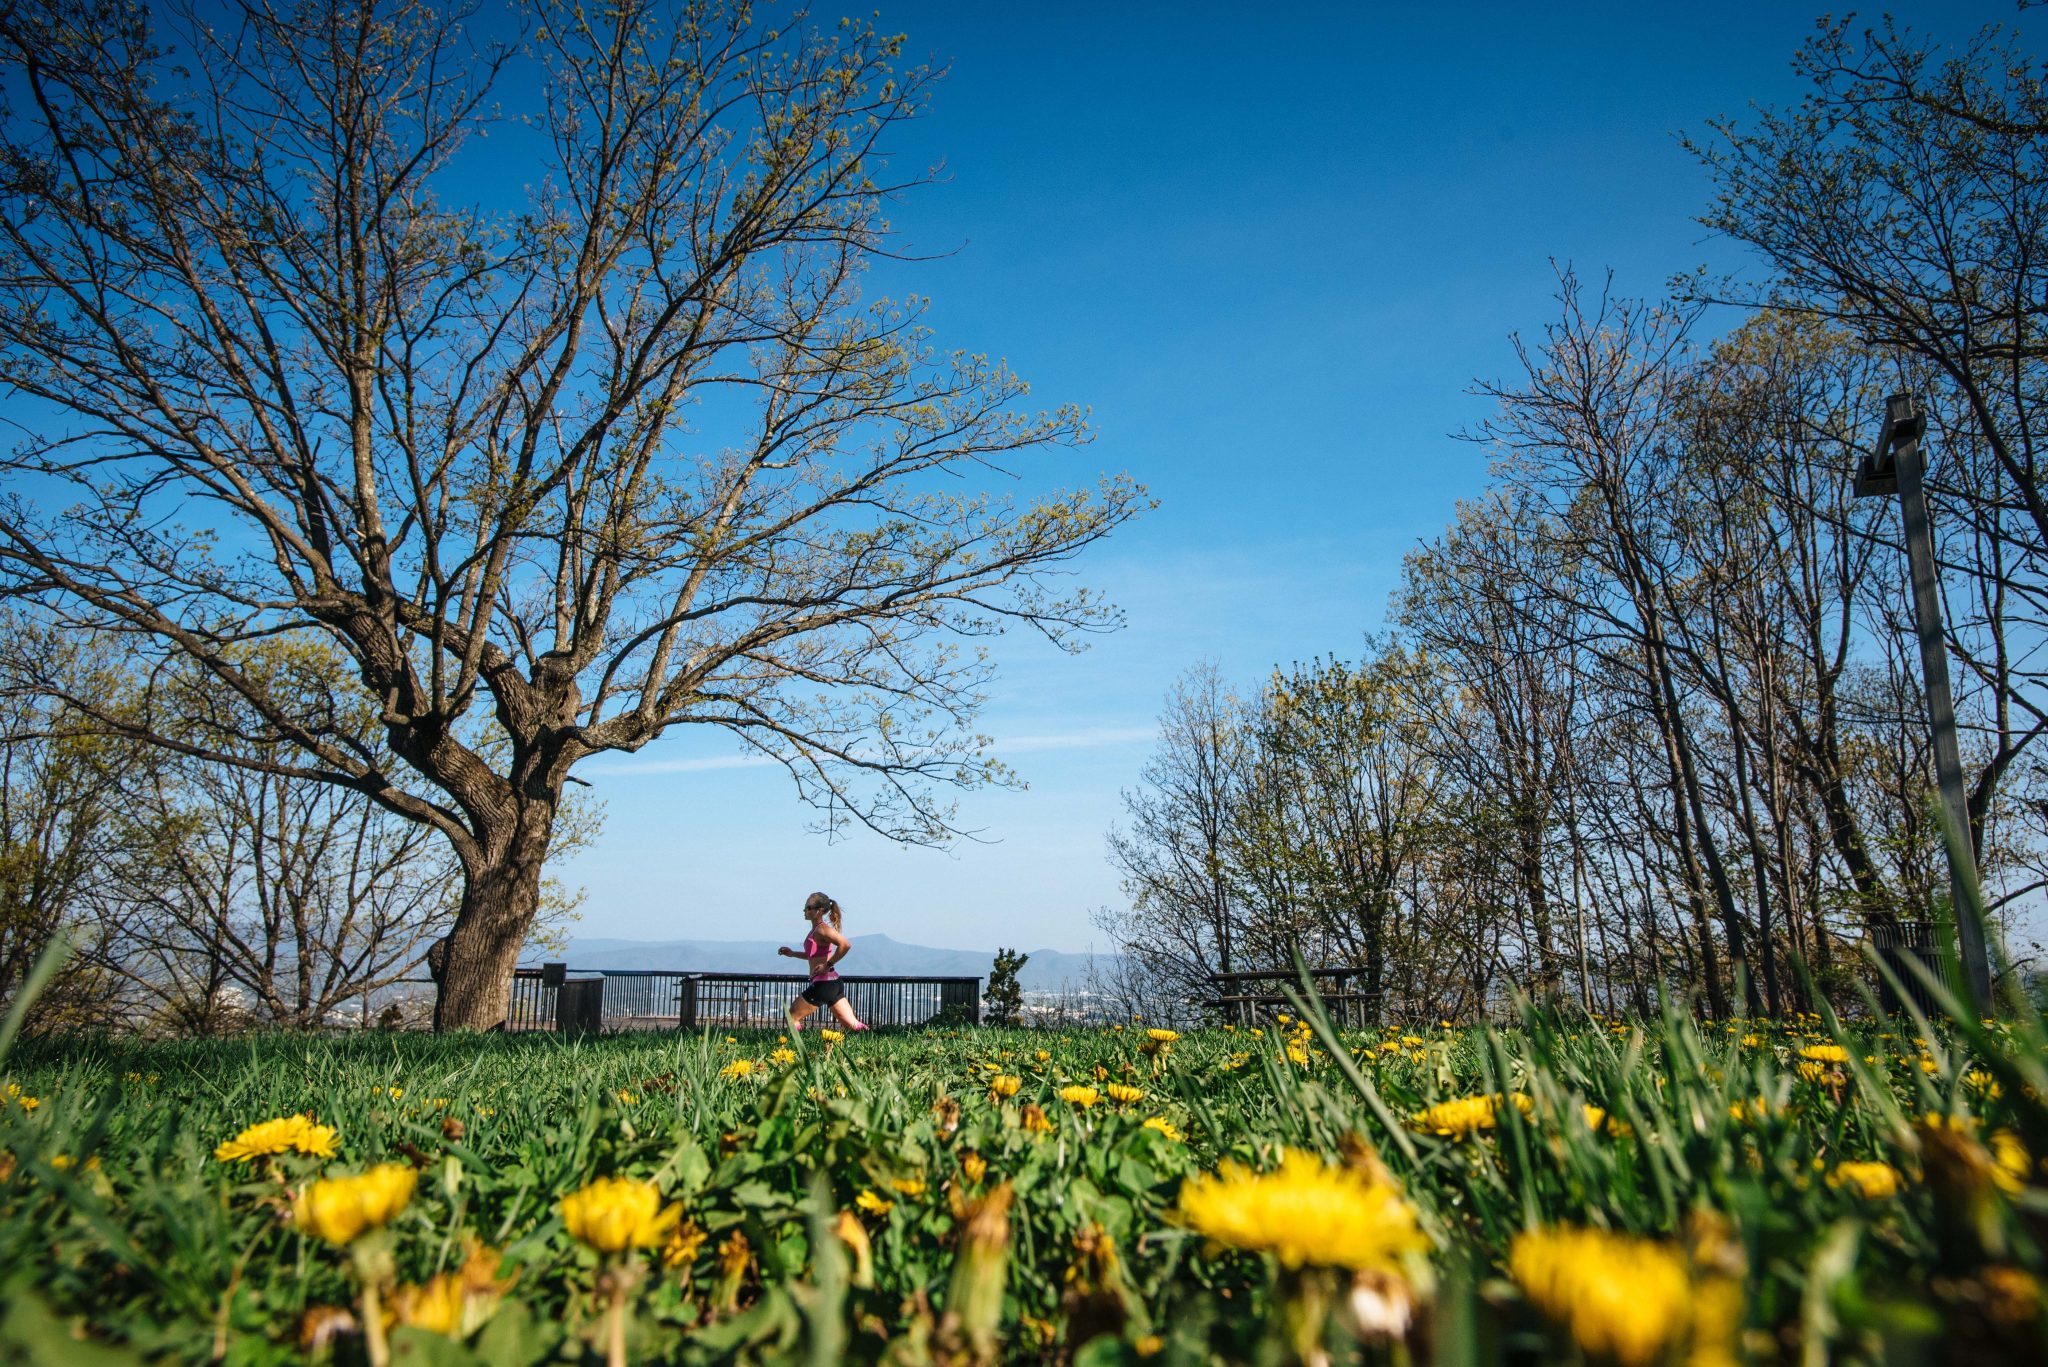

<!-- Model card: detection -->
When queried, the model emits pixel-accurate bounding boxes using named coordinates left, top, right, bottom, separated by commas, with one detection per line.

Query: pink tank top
left=804, top=931, right=838, bottom=981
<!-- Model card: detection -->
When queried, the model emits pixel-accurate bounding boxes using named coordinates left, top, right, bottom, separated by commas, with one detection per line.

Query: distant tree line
left=1097, top=17, right=2048, bottom=1021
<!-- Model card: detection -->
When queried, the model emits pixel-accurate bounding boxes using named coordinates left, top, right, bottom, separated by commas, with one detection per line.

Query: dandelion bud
left=941, top=1183, right=1013, bottom=1365
left=832, top=1208, right=874, bottom=1288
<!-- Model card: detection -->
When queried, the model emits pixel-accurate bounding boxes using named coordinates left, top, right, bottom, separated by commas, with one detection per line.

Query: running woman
left=780, top=892, right=867, bottom=1032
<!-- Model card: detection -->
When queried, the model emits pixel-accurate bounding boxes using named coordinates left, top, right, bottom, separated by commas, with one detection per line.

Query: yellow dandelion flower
left=1991, top=1130, right=2031, bottom=1194
left=1146, top=1029, right=1180, bottom=1044
left=1173, top=1148, right=1427, bottom=1272
left=1036, top=1050, right=1051, bottom=1062
left=1020, top=1103, right=1053, bottom=1134
left=718, top=1059, right=756, bottom=1082
left=559, top=1176, right=681, bottom=1253
left=855, top=1188, right=894, bottom=1216
left=1058, top=1085, right=1101, bottom=1109
left=1578, top=1104, right=1631, bottom=1137
left=293, top=1163, right=418, bottom=1245
left=615, top=1091, right=639, bottom=1105
left=1284, top=1042, right=1310, bottom=1066
left=769, top=1047, right=797, bottom=1065
left=1796, top=1044, right=1849, bottom=1065
left=390, top=1243, right=510, bottom=1337
left=1965, top=1070, right=2004, bottom=1098
left=1411, top=1093, right=1534, bottom=1139
left=214, top=1114, right=340, bottom=1163
left=889, top=1176, right=927, bottom=1198
left=1509, top=1226, right=1724, bottom=1367
left=1105, top=1083, right=1144, bottom=1105
left=989, top=1074, right=1022, bottom=1098
left=1828, top=1161, right=1903, bottom=1200
left=961, top=1151, right=988, bottom=1184
left=1143, top=1115, right=1183, bottom=1142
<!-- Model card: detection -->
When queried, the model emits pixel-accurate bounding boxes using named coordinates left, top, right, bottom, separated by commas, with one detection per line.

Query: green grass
left=0, top=992, right=2044, bottom=1365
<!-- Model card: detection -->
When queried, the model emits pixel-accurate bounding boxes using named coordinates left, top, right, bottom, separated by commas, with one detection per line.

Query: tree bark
left=435, top=796, right=558, bottom=1031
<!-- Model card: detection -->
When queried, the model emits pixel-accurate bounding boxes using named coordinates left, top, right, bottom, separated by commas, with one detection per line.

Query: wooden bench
left=1207, top=970, right=1382, bottom=1027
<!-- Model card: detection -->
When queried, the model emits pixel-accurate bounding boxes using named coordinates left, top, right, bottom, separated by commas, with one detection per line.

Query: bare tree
left=1098, top=663, right=1249, bottom=1010
left=1465, top=270, right=1755, bottom=1016
left=1399, top=488, right=1590, bottom=1005
left=0, top=0, right=1143, bottom=1026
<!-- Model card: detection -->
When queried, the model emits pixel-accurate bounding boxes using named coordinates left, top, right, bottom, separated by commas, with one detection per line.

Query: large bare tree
left=0, top=0, right=1143, bottom=1027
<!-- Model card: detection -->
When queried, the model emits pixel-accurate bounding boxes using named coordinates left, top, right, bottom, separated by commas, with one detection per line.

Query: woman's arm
left=817, top=924, right=851, bottom=968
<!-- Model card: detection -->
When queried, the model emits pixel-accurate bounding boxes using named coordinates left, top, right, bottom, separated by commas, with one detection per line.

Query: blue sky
left=563, top=1, right=2021, bottom=956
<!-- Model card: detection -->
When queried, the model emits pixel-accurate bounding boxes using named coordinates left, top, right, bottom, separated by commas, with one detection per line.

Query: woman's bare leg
left=787, top=999, right=818, bottom=1031
left=829, top=997, right=865, bottom=1030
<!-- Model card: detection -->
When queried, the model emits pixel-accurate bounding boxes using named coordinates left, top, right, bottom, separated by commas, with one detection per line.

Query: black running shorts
left=800, top=978, right=845, bottom=1007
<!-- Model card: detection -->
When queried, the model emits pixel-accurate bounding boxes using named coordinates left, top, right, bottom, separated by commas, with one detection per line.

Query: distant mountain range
left=552, top=933, right=1107, bottom=992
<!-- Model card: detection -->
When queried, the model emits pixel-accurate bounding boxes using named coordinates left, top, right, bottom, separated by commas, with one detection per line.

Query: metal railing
left=507, top=967, right=980, bottom=1033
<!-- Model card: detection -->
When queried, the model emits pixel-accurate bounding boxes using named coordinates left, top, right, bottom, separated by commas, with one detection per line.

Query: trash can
left=556, top=976, right=604, bottom=1036
left=1870, top=920, right=1953, bottom=1016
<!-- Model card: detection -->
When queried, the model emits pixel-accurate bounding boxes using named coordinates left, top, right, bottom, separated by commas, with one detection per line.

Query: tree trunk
left=435, top=800, right=557, bottom=1031
left=1519, top=816, right=1555, bottom=999
left=1644, top=624, right=1756, bottom=1017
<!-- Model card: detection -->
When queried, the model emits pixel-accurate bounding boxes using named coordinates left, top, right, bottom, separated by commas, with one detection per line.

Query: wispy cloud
left=998, top=726, right=1156, bottom=753
left=578, top=725, right=1156, bottom=778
